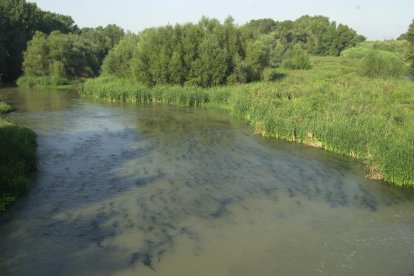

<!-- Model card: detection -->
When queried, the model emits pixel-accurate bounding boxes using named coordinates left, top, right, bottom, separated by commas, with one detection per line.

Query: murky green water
left=0, top=87, right=413, bottom=276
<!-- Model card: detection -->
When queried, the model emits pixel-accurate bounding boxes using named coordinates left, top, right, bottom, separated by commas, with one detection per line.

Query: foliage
left=22, top=31, right=93, bottom=79
left=101, top=34, right=139, bottom=77
left=16, top=75, right=71, bottom=88
left=403, top=20, right=414, bottom=74
left=129, top=17, right=243, bottom=87
left=0, top=100, right=37, bottom=214
left=340, top=47, right=372, bottom=59
left=100, top=16, right=364, bottom=88
left=281, top=45, right=312, bottom=70
left=0, top=0, right=78, bottom=82
left=80, top=24, right=125, bottom=74
left=357, top=50, right=407, bottom=78
left=20, top=26, right=124, bottom=82
left=358, top=40, right=410, bottom=55
left=0, top=101, right=12, bottom=114
left=82, top=56, right=414, bottom=187
left=240, top=15, right=365, bottom=56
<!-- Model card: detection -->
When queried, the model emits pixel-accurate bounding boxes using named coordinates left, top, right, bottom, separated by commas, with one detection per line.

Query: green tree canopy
left=23, top=31, right=96, bottom=79
left=0, top=0, right=78, bottom=82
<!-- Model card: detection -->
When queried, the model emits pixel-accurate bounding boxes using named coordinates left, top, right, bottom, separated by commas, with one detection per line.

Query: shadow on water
left=0, top=87, right=414, bottom=275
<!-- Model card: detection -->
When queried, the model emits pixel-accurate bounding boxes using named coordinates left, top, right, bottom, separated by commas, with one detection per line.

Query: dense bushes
left=358, top=50, right=407, bottom=78
left=342, top=46, right=407, bottom=78
left=240, top=16, right=365, bottom=56
left=18, top=15, right=365, bottom=88
left=281, top=45, right=312, bottom=69
left=341, top=47, right=372, bottom=59
left=102, top=17, right=337, bottom=87
left=17, top=25, right=124, bottom=85
left=358, top=40, right=410, bottom=55
left=0, top=0, right=78, bottom=82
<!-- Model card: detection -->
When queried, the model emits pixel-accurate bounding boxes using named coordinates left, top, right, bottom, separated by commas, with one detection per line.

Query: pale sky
left=30, top=0, right=414, bottom=40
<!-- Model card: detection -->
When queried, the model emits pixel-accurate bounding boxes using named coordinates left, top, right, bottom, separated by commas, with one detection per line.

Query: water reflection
left=0, top=88, right=413, bottom=275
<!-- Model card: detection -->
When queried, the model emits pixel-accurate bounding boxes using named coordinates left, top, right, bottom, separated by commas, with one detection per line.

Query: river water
left=0, top=87, right=413, bottom=276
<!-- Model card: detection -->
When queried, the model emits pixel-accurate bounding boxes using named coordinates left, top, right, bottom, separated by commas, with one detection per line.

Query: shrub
left=357, top=50, right=407, bottom=78
left=16, top=76, right=71, bottom=88
left=281, top=46, right=312, bottom=70
left=341, top=47, right=372, bottom=59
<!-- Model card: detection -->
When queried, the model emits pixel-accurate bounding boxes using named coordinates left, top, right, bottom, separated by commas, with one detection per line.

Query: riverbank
left=81, top=56, right=414, bottom=187
left=0, top=100, right=37, bottom=214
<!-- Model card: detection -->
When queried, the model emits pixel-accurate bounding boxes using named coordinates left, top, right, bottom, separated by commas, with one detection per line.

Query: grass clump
left=82, top=56, right=414, bottom=187
left=0, top=99, right=37, bottom=214
left=16, top=75, right=72, bottom=89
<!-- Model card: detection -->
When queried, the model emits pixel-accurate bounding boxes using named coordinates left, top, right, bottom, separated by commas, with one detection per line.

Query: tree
left=22, top=32, right=49, bottom=77
left=80, top=25, right=125, bottom=75
left=0, top=0, right=78, bottom=82
left=101, top=34, right=139, bottom=77
left=281, top=44, right=312, bottom=70
left=244, top=35, right=273, bottom=81
left=189, top=34, right=228, bottom=87
left=22, top=31, right=95, bottom=79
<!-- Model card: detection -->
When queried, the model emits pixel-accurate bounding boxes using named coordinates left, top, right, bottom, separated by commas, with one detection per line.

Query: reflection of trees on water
left=3, top=87, right=76, bottom=113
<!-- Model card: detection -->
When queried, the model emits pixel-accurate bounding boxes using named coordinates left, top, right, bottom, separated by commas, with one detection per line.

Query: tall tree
left=101, top=34, right=139, bottom=77
left=80, top=25, right=125, bottom=75
left=0, top=0, right=78, bottom=82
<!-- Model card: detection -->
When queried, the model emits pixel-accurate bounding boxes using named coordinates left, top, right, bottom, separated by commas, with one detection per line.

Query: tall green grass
left=358, top=40, right=410, bottom=55
left=82, top=56, right=414, bottom=187
left=16, top=75, right=72, bottom=89
left=0, top=100, right=37, bottom=214
left=341, top=47, right=407, bottom=78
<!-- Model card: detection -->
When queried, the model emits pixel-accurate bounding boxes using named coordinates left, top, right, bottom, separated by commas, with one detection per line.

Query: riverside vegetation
left=82, top=55, right=414, bottom=186
left=0, top=99, right=37, bottom=214
left=80, top=18, right=414, bottom=187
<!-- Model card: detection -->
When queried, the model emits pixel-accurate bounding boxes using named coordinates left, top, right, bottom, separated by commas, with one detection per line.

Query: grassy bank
left=0, top=99, right=37, bottom=214
left=81, top=56, right=414, bottom=187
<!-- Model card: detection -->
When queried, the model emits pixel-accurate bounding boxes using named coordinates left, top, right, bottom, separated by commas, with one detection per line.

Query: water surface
left=0, top=87, right=413, bottom=275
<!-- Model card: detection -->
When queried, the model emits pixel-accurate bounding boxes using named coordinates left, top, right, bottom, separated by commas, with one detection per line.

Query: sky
left=30, top=0, right=414, bottom=40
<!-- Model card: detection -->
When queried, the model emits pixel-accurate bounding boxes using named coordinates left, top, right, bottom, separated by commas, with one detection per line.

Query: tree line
left=23, top=25, right=124, bottom=80
left=5, top=0, right=414, bottom=88
left=0, top=0, right=124, bottom=83
left=21, top=15, right=365, bottom=87
left=0, top=0, right=79, bottom=82
left=100, top=16, right=364, bottom=87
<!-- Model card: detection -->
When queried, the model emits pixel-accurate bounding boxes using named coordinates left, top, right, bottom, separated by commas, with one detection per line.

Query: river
left=0, top=87, right=413, bottom=275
